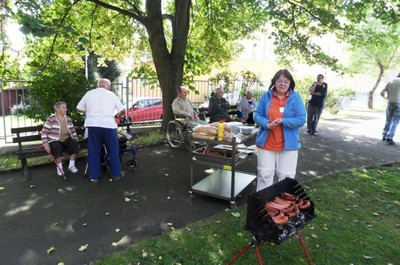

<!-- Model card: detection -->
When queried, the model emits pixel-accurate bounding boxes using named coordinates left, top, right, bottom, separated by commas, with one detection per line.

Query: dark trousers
left=49, top=137, right=79, bottom=159
left=307, top=105, right=323, bottom=133
left=87, top=127, right=121, bottom=180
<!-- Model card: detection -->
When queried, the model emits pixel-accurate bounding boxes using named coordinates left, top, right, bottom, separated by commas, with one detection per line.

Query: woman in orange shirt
left=253, top=69, right=306, bottom=191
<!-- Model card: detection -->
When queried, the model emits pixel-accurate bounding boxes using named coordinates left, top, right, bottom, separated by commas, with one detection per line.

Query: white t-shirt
left=77, top=87, right=125, bottom=129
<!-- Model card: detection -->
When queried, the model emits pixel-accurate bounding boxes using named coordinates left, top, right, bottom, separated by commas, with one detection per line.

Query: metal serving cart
left=188, top=127, right=258, bottom=208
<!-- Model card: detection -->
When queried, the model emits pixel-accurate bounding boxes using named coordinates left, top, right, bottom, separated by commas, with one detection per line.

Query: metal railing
left=1, top=77, right=266, bottom=146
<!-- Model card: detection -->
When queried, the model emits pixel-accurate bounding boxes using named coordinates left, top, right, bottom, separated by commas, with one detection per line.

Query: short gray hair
left=97, top=78, right=111, bottom=89
left=215, top=87, right=224, bottom=93
left=53, top=101, right=66, bottom=111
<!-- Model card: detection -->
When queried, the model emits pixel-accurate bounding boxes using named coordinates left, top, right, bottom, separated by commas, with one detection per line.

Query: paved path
left=1, top=109, right=399, bottom=265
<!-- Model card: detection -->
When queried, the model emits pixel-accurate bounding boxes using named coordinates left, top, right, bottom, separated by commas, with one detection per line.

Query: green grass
left=93, top=164, right=399, bottom=265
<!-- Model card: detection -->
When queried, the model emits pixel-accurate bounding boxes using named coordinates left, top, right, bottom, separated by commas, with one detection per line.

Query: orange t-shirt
left=262, top=91, right=289, bottom=151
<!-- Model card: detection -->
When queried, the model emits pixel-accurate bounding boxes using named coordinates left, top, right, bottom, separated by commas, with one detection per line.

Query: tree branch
left=43, top=0, right=81, bottom=69
left=85, top=0, right=146, bottom=25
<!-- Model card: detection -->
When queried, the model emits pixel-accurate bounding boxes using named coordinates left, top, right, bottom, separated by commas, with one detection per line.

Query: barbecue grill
left=228, top=178, right=316, bottom=265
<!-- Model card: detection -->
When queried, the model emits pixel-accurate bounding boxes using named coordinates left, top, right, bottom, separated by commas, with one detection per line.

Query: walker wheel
left=101, top=164, right=109, bottom=174
left=127, top=159, right=137, bottom=168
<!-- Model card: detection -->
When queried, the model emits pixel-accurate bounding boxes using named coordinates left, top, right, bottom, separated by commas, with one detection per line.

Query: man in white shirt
left=76, top=79, right=125, bottom=182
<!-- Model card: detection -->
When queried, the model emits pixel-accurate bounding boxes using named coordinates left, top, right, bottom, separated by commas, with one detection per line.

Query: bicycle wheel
left=166, top=120, right=183, bottom=148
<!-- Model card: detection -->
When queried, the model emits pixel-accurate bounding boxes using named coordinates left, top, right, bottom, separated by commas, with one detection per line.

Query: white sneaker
left=68, top=166, right=78, bottom=173
left=57, top=169, right=64, bottom=176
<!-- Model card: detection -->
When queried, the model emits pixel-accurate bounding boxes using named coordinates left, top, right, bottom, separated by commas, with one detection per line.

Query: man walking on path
left=307, top=74, right=328, bottom=135
left=380, top=73, right=400, bottom=145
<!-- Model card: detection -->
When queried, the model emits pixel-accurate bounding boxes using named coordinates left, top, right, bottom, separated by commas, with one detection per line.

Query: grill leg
left=296, top=231, right=313, bottom=265
left=227, top=236, right=263, bottom=265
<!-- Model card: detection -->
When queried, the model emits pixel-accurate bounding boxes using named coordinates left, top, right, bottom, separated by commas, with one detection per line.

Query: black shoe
left=382, top=137, right=387, bottom=141
left=306, top=130, right=312, bottom=135
left=313, top=130, right=318, bottom=134
left=386, top=139, right=395, bottom=145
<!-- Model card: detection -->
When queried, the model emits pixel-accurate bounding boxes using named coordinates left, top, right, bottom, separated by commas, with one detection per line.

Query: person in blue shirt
left=237, top=90, right=257, bottom=124
left=306, top=74, right=328, bottom=135
left=254, top=69, right=306, bottom=191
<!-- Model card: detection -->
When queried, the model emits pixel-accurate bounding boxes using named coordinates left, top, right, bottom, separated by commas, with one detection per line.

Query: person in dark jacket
left=306, top=74, right=328, bottom=135
left=208, top=87, right=233, bottom=123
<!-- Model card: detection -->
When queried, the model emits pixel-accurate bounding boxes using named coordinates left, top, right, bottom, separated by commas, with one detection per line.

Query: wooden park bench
left=11, top=120, right=87, bottom=180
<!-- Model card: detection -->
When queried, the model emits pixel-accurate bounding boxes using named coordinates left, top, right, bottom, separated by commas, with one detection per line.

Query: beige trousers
left=256, top=148, right=298, bottom=192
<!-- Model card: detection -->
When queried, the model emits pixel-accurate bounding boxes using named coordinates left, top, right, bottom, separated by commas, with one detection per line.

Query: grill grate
left=245, top=178, right=316, bottom=244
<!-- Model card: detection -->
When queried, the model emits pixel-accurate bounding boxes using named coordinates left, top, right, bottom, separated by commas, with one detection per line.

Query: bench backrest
left=11, top=120, right=87, bottom=150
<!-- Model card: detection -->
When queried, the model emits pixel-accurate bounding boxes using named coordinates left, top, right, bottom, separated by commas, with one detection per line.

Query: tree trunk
left=368, top=62, right=385, bottom=109
left=145, top=0, right=191, bottom=131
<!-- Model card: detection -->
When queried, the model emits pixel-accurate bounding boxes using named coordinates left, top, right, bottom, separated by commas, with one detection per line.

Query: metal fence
left=1, top=77, right=267, bottom=146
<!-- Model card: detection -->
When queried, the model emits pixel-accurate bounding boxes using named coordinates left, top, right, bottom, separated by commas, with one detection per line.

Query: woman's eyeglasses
left=276, top=80, right=290, bottom=85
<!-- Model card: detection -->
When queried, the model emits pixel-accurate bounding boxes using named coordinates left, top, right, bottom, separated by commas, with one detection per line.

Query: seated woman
left=237, top=90, right=257, bottom=124
left=41, top=101, right=79, bottom=179
left=208, top=87, right=233, bottom=123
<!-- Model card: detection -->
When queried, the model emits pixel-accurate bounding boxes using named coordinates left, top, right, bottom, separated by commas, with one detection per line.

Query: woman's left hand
left=267, top=118, right=282, bottom=129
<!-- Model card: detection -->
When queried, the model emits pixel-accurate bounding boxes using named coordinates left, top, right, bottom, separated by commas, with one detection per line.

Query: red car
left=125, top=98, right=163, bottom=122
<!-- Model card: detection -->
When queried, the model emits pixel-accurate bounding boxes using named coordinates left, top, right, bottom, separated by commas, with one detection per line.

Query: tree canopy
left=11, top=0, right=400, bottom=125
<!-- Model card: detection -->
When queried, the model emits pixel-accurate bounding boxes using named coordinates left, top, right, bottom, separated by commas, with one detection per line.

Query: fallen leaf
left=167, top=196, right=171, bottom=200
left=215, top=220, right=221, bottom=224
left=185, top=227, right=192, bottom=233
left=47, top=247, right=56, bottom=254
left=311, top=234, right=317, bottom=238
left=57, top=263, right=65, bottom=265
left=112, top=242, right=118, bottom=247
left=167, top=223, right=173, bottom=226
left=124, top=197, right=131, bottom=202
left=372, top=212, right=379, bottom=216
left=105, top=212, right=110, bottom=216
left=82, top=223, right=88, bottom=227
left=115, top=228, right=120, bottom=232
left=363, top=255, right=373, bottom=259
left=142, top=252, right=148, bottom=258
left=231, top=212, right=241, bottom=218
left=0, top=186, right=5, bottom=190
left=29, top=185, right=35, bottom=188
left=78, top=244, right=88, bottom=251
left=165, top=173, right=169, bottom=176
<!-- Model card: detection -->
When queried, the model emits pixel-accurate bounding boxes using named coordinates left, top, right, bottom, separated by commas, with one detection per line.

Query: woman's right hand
left=43, top=144, right=51, bottom=153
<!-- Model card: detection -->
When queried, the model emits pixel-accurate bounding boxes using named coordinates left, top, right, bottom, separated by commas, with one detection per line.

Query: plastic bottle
left=217, top=121, right=224, bottom=141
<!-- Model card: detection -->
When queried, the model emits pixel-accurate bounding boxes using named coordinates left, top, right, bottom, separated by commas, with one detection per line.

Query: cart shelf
left=189, top=128, right=258, bottom=208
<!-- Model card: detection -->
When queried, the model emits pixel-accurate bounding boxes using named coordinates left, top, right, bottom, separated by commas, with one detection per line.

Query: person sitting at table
left=172, top=85, right=207, bottom=127
left=41, top=101, right=80, bottom=178
left=208, top=86, right=233, bottom=123
left=237, top=89, right=257, bottom=124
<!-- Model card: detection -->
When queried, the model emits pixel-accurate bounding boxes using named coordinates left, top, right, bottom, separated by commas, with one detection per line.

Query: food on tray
left=223, top=132, right=233, bottom=142
left=192, top=133, right=215, bottom=140
left=193, top=125, right=218, bottom=135
left=210, top=122, right=232, bottom=133
left=199, top=149, right=228, bottom=157
left=271, top=212, right=289, bottom=225
left=264, top=192, right=311, bottom=224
